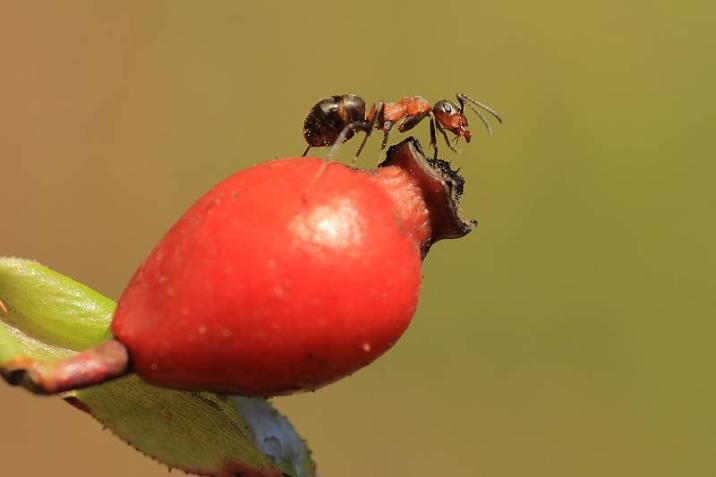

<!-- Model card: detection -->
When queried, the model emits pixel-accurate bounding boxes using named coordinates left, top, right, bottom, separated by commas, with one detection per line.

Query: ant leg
left=305, top=121, right=365, bottom=199
left=304, top=158, right=331, bottom=199
left=306, top=103, right=379, bottom=197
left=378, top=118, right=395, bottom=151
left=429, top=113, right=439, bottom=160
left=397, top=111, right=430, bottom=134
left=327, top=123, right=356, bottom=160
left=381, top=130, right=390, bottom=150
left=302, top=145, right=311, bottom=157
left=379, top=122, right=395, bottom=151
left=436, top=121, right=459, bottom=154
left=354, top=102, right=385, bottom=162
left=354, top=133, right=370, bottom=160
left=353, top=122, right=375, bottom=163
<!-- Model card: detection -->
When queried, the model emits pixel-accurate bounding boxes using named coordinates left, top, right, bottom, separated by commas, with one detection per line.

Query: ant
left=302, top=93, right=502, bottom=161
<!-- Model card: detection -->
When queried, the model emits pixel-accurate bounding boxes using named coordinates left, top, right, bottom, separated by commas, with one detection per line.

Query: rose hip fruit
left=3, top=138, right=474, bottom=397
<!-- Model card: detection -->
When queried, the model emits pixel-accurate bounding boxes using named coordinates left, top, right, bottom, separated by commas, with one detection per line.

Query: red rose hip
left=2, top=138, right=474, bottom=396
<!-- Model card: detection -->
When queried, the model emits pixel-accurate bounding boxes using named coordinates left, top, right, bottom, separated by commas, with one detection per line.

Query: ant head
left=433, top=100, right=472, bottom=143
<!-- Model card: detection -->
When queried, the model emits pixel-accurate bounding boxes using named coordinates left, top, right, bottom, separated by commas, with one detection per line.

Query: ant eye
left=434, top=101, right=455, bottom=115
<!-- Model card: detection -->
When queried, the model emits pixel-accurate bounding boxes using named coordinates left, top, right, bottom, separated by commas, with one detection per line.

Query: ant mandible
left=302, top=93, right=502, bottom=161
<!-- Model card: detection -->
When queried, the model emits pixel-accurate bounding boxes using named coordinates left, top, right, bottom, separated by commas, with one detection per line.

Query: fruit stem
left=1, top=339, right=130, bottom=394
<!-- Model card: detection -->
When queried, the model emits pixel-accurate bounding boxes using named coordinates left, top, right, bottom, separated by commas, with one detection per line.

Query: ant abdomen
left=303, top=94, right=367, bottom=147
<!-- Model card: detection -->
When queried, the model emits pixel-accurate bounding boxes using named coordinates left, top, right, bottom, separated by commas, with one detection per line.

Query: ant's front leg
left=436, top=120, right=459, bottom=155
left=429, top=113, right=439, bottom=160
left=397, top=110, right=432, bottom=155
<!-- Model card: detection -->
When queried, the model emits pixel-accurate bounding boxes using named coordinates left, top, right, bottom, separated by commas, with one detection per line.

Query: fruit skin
left=1, top=138, right=473, bottom=397
left=112, top=154, right=432, bottom=396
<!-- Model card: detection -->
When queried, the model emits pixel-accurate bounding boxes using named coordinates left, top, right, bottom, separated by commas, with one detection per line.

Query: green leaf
left=0, top=258, right=114, bottom=350
left=0, top=258, right=316, bottom=477
left=0, top=325, right=22, bottom=363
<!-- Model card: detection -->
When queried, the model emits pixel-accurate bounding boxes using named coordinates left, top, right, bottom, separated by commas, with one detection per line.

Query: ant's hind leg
left=302, top=145, right=311, bottom=157
left=303, top=155, right=335, bottom=201
left=327, top=123, right=358, bottom=160
left=305, top=123, right=360, bottom=199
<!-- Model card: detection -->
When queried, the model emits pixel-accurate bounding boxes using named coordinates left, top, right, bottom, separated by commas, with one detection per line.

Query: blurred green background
left=1, top=1, right=714, bottom=476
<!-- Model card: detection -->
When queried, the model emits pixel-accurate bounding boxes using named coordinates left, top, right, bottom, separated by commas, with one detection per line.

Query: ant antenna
left=456, top=93, right=503, bottom=134
left=457, top=93, right=503, bottom=122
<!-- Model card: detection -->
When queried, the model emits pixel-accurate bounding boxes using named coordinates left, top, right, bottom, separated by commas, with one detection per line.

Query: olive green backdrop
left=1, top=2, right=713, bottom=476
